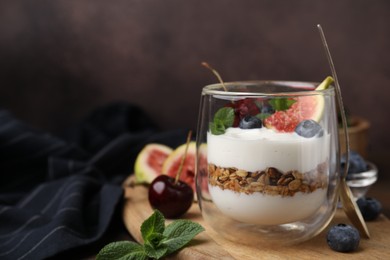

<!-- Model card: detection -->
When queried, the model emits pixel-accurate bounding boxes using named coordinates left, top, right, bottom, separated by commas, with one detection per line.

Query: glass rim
left=202, top=80, right=335, bottom=97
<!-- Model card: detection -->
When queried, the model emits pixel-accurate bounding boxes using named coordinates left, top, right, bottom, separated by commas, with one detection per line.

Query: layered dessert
left=207, top=128, right=329, bottom=225
left=207, top=79, right=332, bottom=225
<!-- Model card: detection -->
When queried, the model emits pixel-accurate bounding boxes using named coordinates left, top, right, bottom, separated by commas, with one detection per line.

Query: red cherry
left=226, top=98, right=261, bottom=127
left=148, top=175, right=194, bottom=218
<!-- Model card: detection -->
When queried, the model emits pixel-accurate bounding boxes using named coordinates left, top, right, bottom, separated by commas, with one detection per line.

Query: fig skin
left=134, top=144, right=172, bottom=184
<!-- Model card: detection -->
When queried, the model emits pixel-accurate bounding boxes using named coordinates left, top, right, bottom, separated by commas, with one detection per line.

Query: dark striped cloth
left=0, top=103, right=187, bottom=260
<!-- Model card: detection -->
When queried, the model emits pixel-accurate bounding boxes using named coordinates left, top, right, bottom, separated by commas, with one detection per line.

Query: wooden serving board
left=122, top=178, right=390, bottom=259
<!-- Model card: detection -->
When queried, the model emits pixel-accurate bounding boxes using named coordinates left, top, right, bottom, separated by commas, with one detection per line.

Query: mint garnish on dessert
left=210, top=107, right=234, bottom=135
left=269, top=98, right=296, bottom=111
left=254, top=98, right=295, bottom=123
left=96, top=210, right=204, bottom=260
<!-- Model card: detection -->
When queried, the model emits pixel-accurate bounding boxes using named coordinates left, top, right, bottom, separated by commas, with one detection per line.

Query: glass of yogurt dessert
left=196, top=79, right=340, bottom=245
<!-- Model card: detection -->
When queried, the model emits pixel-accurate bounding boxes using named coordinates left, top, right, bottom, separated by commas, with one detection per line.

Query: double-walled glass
left=196, top=81, right=340, bottom=245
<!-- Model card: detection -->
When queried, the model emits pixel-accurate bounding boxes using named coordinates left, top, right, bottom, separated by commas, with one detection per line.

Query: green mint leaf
left=211, top=107, right=234, bottom=135
left=140, top=210, right=165, bottom=242
left=256, top=113, right=271, bottom=120
left=97, top=211, right=204, bottom=260
left=145, top=232, right=166, bottom=248
left=269, top=98, right=296, bottom=111
left=210, top=120, right=225, bottom=135
left=214, top=107, right=234, bottom=126
left=96, top=241, right=148, bottom=260
left=162, top=219, right=205, bottom=255
left=144, top=232, right=167, bottom=258
left=144, top=233, right=168, bottom=259
left=144, top=243, right=168, bottom=259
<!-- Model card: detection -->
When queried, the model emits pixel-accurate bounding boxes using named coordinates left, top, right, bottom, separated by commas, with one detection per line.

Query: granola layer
left=208, top=162, right=328, bottom=196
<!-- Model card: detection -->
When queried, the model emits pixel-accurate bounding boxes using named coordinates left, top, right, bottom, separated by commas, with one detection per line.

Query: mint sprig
left=210, top=107, right=234, bottom=135
left=269, top=98, right=296, bottom=111
left=96, top=210, right=205, bottom=260
left=97, top=241, right=148, bottom=260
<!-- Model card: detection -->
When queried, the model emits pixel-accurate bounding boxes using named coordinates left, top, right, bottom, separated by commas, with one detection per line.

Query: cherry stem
left=174, top=130, right=192, bottom=185
left=201, top=62, right=228, bottom=92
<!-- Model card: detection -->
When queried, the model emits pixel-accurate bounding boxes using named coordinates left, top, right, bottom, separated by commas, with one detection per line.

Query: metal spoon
left=317, top=24, right=370, bottom=238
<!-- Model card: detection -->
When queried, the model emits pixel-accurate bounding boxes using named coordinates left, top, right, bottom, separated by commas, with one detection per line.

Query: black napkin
left=0, top=102, right=188, bottom=260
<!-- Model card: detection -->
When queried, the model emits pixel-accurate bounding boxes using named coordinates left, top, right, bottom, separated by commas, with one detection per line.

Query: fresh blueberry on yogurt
left=295, top=119, right=324, bottom=138
left=327, top=224, right=360, bottom=252
left=239, top=115, right=262, bottom=129
left=261, top=104, right=275, bottom=115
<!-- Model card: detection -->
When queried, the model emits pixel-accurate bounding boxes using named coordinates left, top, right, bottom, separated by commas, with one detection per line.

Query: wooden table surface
left=53, top=170, right=390, bottom=259
left=122, top=178, right=390, bottom=259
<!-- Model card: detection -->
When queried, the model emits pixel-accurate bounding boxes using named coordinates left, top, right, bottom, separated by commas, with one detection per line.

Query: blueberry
left=239, top=115, right=262, bottom=129
left=341, top=151, right=368, bottom=174
left=261, top=104, right=275, bottom=114
left=327, top=224, right=360, bottom=252
left=294, top=120, right=324, bottom=138
left=356, top=197, right=382, bottom=221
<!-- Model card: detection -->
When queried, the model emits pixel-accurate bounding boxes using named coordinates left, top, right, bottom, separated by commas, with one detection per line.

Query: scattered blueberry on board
left=294, top=119, right=324, bottom=138
left=239, top=115, right=262, bottom=129
left=327, top=224, right=360, bottom=252
left=357, top=197, right=382, bottom=221
left=341, top=151, right=368, bottom=175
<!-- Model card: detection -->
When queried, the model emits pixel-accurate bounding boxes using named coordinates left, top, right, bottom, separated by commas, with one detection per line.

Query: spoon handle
left=317, top=24, right=350, bottom=179
left=317, top=24, right=370, bottom=238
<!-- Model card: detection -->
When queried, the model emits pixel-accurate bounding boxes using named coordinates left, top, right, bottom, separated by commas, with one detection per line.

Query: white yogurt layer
left=207, top=127, right=330, bottom=173
left=207, top=127, right=330, bottom=225
left=209, top=185, right=327, bottom=225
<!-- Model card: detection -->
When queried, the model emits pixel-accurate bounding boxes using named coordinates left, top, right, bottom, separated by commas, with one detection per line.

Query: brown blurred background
left=0, top=1, right=389, bottom=176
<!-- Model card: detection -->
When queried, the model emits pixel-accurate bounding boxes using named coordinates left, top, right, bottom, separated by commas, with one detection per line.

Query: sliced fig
left=134, top=143, right=172, bottom=184
left=264, top=77, right=333, bottom=132
left=162, top=142, right=207, bottom=199
left=162, top=142, right=196, bottom=189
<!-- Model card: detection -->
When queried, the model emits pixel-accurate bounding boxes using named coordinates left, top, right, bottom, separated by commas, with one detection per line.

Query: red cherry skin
left=148, top=175, right=193, bottom=218
left=226, top=98, right=261, bottom=127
